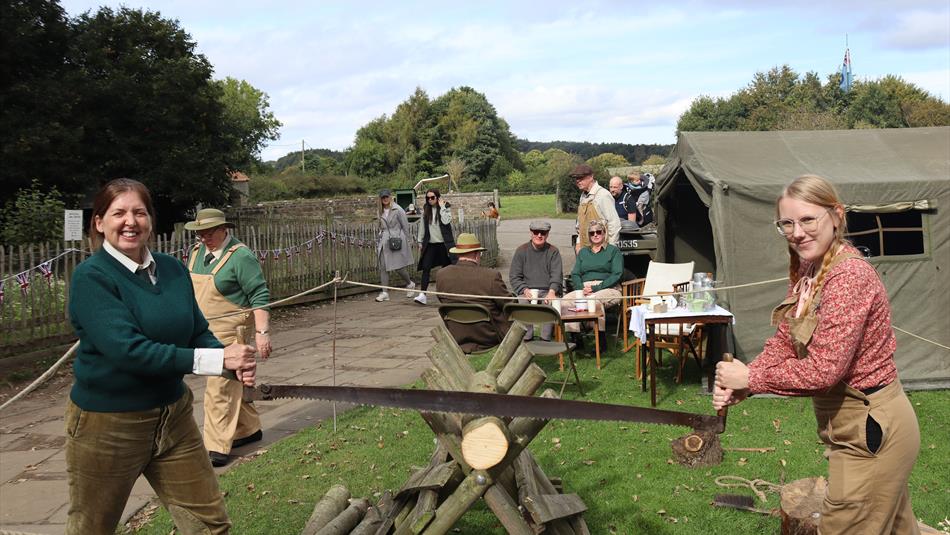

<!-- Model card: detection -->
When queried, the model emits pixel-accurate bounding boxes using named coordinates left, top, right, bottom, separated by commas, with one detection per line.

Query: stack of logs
left=299, top=322, right=589, bottom=534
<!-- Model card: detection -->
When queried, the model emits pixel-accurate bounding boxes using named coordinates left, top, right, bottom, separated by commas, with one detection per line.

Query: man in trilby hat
left=434, top=233, right=512, bottom=353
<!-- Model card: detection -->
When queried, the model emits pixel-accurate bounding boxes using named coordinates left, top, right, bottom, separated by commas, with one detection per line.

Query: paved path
left=0, top=218, right=568, bottom=534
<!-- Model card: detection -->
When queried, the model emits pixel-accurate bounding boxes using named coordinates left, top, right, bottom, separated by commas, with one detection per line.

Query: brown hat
left=569, top=164, right=593, bottom=178
left=184, top=208, right=235, bottom=231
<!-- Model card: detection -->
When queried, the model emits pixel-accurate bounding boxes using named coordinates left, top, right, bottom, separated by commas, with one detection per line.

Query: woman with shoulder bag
left=414, top=188, right=454, bottom=305
left=375, top=189, right=416, bottom=302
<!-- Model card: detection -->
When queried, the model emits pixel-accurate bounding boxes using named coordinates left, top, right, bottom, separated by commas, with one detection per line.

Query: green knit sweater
left=571, top=244, right=623, bottom=292
left=68, top=249, right=221, bottom=412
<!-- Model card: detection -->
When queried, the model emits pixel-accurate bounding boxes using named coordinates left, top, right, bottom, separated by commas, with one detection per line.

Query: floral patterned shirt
left=748, top=246, right=898, bottom=396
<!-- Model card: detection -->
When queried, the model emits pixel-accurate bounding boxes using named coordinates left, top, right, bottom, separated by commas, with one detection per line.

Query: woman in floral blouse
left=713, top=174, right=920, bottom=534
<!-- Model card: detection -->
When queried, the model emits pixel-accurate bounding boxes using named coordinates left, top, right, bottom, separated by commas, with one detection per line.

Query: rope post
left=331, top=270, right=341, bottom=432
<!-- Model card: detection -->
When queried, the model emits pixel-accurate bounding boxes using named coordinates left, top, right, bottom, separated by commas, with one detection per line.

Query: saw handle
left=716, top=353, right=734, bottom=422
left=221, top=325, right=250, bottom=382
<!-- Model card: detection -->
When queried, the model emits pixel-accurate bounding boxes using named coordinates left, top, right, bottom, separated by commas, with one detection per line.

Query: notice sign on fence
left=64, top=210, right=83, bottom=241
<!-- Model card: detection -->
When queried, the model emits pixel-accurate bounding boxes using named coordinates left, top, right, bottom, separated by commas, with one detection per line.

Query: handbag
left=388, top=237, right=403, bottom=251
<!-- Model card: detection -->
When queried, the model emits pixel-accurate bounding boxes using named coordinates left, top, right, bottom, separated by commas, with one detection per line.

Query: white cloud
left=881, top=9, right=950, bottom=50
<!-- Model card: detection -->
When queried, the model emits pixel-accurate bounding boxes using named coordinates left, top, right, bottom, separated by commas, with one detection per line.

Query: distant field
left=500, top=194, right=575, bottom=220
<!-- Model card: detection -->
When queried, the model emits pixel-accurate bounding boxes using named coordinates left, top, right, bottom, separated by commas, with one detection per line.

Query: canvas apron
left=771, top=252, right=920, bottom=535
left=576, top=199, right=601, bottom=249
left=188, top=244, right=260, bottom=454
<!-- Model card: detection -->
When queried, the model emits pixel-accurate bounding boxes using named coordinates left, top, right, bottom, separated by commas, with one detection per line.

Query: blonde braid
left=802, top=239, right=842, bottom=313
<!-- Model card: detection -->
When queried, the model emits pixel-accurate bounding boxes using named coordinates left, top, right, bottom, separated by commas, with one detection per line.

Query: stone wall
left=413, top=190, right=499, bottom=223
left=229, top=190, right=500, bottom=226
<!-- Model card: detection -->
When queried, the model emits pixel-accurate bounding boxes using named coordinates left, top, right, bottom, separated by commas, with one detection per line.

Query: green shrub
left=1, top=180, right=67, bottom=245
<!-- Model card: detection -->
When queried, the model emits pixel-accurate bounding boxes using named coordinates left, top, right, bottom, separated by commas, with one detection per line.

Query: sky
left=60, top=0, right=950, bottom=162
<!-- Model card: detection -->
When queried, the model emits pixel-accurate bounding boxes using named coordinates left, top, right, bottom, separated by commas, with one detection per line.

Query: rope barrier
left=3, top=272, right=947, bottom=412
left=0, top=341, right=79, bottom=413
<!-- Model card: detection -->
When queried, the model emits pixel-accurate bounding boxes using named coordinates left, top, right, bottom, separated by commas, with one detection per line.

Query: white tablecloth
left=628, top=304, right=735, bottom=343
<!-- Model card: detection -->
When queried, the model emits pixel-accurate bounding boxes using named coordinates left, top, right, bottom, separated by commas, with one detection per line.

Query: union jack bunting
left=257, top=250, right=268, bottom=261
left=37, top=261, right=54, bottom=286
left=305, top=240, right=314, bottom=252
left=16, top=271, right=31, bottom=296
left=271, top=249, right=282, bottom=260
left=0, top=279, right=5, bottom=306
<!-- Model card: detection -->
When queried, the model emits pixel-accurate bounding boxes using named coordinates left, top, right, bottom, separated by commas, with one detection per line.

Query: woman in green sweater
left=564, top=220, right=624, bottom=349
left=65, top=179, right=257, bottom=535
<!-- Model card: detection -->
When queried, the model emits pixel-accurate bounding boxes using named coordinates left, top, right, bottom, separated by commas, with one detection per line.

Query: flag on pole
left=840, top=48, right=853, bottom=92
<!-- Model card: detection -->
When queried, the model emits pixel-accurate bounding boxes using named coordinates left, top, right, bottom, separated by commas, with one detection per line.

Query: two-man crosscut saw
left=243, top=384, right=728, bottom=433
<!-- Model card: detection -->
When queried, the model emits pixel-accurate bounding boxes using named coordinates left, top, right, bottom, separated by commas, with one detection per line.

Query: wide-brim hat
left=448, top=233, right=486, bottom=254
left=184, top=208, right=235, bottom=231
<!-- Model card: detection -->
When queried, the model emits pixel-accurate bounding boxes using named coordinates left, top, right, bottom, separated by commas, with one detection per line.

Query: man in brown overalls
left=185, top=209, right=272, bottom=467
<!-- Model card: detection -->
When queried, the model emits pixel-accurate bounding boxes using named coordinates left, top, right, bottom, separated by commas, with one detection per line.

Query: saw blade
left=244, top=384, right=724, bottom=432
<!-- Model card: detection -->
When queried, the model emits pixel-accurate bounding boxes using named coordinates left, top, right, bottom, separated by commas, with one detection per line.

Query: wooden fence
left=0, top=219, right=497, bottom=356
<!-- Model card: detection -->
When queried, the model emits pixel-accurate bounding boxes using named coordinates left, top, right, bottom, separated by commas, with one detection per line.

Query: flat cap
left=529, top=220, right=551, bottom=232
left=378, top=188, right=392, bottom=197
left=569, top=164, right=593, bottom=178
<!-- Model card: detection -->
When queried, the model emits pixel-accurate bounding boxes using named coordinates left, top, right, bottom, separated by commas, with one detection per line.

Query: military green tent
left=654, top=127, right=950, bottom=389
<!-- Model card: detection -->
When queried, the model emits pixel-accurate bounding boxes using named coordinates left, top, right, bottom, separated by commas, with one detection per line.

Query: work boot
left=375, top=291, right=390, bottom=302
left=232, top=429, right=262, bottom=448
left=405, top=281, right=416, bottom=298
left=414, top=293, right=427, bottom=305
left=209, top=451, right=229, bottom=467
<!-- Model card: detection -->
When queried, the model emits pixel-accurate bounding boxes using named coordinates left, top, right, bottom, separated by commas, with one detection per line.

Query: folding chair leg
left=566, top=349, right=584, bottom=397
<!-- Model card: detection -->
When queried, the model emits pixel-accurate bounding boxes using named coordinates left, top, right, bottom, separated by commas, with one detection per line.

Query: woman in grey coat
left=375, top=189, right=416, bottom=301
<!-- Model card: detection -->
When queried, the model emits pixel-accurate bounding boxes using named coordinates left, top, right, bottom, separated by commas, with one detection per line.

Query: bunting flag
left=0, top=279, right=4, bottom=306
left=37, top=261, right=54, bottom=286
left=272, top=248, right=282, bottom=260
left=305, top=240, right=314, bottom=253
left=257, top=250, right=268, bottom=262
left=16, top=271, right=31, bottom=296
left=182, top=251, right=189, bottom=265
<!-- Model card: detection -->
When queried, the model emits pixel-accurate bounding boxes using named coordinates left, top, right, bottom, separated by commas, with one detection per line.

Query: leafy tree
left=677, top=65, right=948, bottom=133
left=1, top=180, right=66, bottom=245
left=215, top=77, right=281, bottom=170
left=515, top=139, right=673, bottom=164
left=0, top=0, right=84, bottom=208
left=444, top=158, right=467, bottom=191
left=586, top=152, right=630, bottom=182
left=68, top=7, right=238, bottom=227
left=642, top=154, right=667, bottom=166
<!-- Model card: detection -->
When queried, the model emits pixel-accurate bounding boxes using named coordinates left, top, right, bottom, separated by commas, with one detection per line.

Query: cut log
left=780, top=477, right=825, bottom=535
left=301, top=484, right=351, bottom=535
left=496, top=345, right=535, bottom=392
left=350, top=492, right=393, bottom=535
left=461, top=416, right=512, bottom=470
left=428, top=325, right=476, bottom=388
left=314, top=498, right=369, bottom=535
left=393, top=496, right=415, bottom=529
left=486, top=322, right=528, bottom=377
left=507, top=363, right=547, bottom=398
left=483, top=483, right=535, bottom=535
left=466, top=370, right=498, bottom=394
left=670, top=430, right=723, bottom=468
left=420, top=470, right=493, bottom=535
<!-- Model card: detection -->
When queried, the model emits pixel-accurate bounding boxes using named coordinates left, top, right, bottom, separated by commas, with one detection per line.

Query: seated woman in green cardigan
left=562, top=219, right=623, bottom=349
left=65, top=178, right=257, bottom=535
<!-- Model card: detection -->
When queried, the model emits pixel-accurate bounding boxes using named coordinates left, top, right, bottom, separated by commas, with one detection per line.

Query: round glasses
left=774, top=208, right=831, bottom=236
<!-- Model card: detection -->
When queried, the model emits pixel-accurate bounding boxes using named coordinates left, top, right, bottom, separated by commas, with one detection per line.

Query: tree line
left=677, top=65, right=950, bottom=132
left=1, top=0, right=280, bottom=242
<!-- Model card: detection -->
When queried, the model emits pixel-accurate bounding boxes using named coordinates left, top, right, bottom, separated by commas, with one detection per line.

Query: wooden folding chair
left=503, top=303, right=583, bottom=396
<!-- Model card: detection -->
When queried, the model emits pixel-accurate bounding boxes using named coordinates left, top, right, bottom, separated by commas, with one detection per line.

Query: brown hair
left=777, top=174, right=847, bottom=299
left=422, top=188, right=442, bottom=225
left=90, top=178, right=156, bottom=249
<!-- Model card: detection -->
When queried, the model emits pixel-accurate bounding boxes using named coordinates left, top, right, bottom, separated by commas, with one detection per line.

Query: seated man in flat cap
left=435, top=233, right=512, bottom=353
left=509, top=220, right=562, bottom=342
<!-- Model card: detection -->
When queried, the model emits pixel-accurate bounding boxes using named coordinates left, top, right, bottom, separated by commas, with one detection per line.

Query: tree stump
left=780, top=477, right=825, bottom=535
left=670, top=430, right=723, bottom=468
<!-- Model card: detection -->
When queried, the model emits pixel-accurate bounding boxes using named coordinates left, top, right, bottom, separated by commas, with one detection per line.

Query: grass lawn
left=500, top=194, right=576, bottom=220
left=128, top=344, right=950, bottom=534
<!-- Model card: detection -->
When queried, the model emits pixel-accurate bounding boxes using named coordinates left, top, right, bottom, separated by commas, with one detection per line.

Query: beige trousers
left=813, top=380, right=920, bottom=534
left=559, top=287, right=621, bottom=332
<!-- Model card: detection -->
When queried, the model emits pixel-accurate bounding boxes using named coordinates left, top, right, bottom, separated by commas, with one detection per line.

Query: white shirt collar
left=103, top=240, right=155, bottom=275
